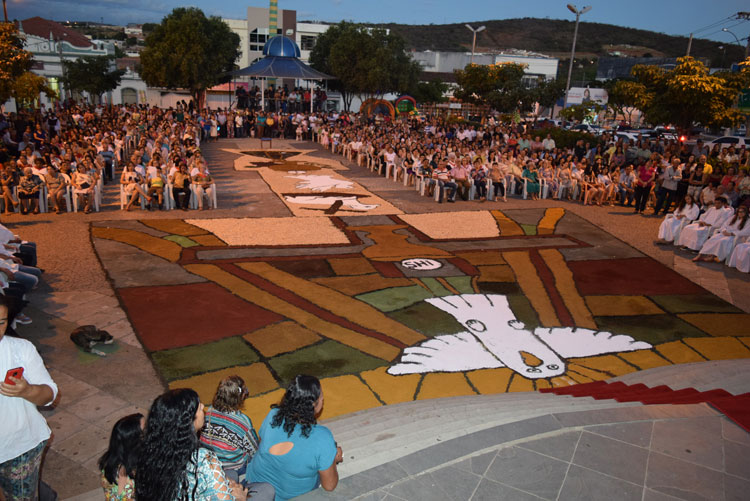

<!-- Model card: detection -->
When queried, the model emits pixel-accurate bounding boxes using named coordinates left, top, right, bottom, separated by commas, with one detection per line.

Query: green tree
left=0, top=22, right=32, bottom=104
left=412, top=78, right=448, bottom=104
left=62, top=55, right=125, bottom=103
left=309, top=22, right=421, bottom=111
left=602, top=79, right=641, bottom=125
left=454, top=62, right=535, bottom=113
left=14, top=72, right=56, bottom=107
left=559, top=103, right=603, bottom=123
left=626, top=56, right=750, bottom=132
left=140, top=7, right=240, bottom=108
left=141, top=23, right=158, bottom=35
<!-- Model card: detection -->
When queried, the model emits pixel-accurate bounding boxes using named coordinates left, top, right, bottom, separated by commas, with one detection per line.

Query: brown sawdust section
left=349, top=225, right=452, bottom=261
left=92, top=226, right=182, bottom=262
left=139, top=219, right=215, bottom=238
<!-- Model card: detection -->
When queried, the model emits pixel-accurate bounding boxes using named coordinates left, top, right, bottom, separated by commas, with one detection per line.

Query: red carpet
left=540, top=382, right=750, bottom=433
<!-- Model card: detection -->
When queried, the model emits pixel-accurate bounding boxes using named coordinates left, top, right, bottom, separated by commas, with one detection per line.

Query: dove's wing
left=534, top=327, right=652, bottom=358
left=387, top=332, right=504, bottom=375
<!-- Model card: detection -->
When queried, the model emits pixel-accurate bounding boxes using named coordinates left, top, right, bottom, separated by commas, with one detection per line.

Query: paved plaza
left=8, top=137, right=749, bottom=500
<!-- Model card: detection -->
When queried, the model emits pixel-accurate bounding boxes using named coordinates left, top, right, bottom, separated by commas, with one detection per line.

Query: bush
left=530, top=127, right=601, bottom=149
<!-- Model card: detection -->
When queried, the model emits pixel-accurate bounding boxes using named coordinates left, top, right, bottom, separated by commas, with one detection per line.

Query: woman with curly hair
left=99, top=413, right=144, bottom=500
left=245, top=375, right=343, bottom=501
left=136, top=389, right=247, bottom=501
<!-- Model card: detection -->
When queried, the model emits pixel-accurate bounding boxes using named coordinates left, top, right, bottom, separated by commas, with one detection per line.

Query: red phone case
left=4, top=367, right=23, bottom=385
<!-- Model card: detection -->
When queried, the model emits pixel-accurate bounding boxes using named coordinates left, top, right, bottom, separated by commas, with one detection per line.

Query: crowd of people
left=3, top=99, right=750, bottom=499
left=100, top=374, right=340, bottom=501
left=0, top=103, right=218, bottom=214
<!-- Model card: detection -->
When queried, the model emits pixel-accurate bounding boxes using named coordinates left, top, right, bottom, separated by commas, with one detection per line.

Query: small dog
left=70, top=325, right=114, bottom=356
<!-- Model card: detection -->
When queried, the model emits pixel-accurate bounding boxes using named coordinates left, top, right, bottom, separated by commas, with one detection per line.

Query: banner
left=566, top=87, right=608, bottom=106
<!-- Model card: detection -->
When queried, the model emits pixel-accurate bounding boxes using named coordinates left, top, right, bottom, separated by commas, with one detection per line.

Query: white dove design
left=286, top=174, right=354, bottom=192
left=284, top=195, right=378, bottom=211
left=387, top=294, right=652, bottom=379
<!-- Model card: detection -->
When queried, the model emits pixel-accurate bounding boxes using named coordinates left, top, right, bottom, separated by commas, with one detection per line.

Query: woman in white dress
left=657, top=194, right=700, bottom=244
left=694, top=206, right=750, bottom=262
left=728, top=240, right=750, bottom=272
left=677, top=197, right=734, bottom=251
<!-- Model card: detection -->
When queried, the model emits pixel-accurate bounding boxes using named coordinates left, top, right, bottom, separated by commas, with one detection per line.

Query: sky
left=8, top=0, right=750, bottom=44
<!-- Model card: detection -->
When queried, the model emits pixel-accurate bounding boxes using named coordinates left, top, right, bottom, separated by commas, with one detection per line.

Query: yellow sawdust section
left=537, top=208, right=566, bottom=235
left=566, top=363, right=611, bottom=381
left=538, top=249, right=597, bottom=329
left=349, top=225, right=452, bottom=261
left=417, top=373, right=477, bottom=400
left=507, top=373, right=536, bottom=392
left=243, top=321, right=321, bottom=357
left=568, top=355, right=637, bottom=377
left=618, top=351, right=671, bottom=370
left=139, top=219, right=210, bottom=237
left=467, top=368, right=513, bottom=394
left=318, top=375, right=382, bottom=421
left=655, top=341, right=706, bottom=364
left=585, top=296, right=664, bottom=316
left=503, top=251, right=560, bottom=327
left=683, top=336, right=750, bottom=360
left=169, top=363, right=277, bottom=406
left=184, top=264, right=399, bottom=360
left=311, top=274, right=414, bottom=296
left=678, top=313, right=750, bottom=337
left=259, top=167, right=403, bottom=217
left=242, top=389, right=285, bottom=430
left=361, top=368, right=421, bottom=405
left=91, top=226, right=182, bottom=262
left=190, top=234, right=228, bottom=247
left=491, top=210, right=524, bottom=236
left=236, top=262, right=426, bottom=346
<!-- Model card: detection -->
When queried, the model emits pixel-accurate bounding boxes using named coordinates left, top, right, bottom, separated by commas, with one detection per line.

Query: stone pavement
left=3, top=136, right=747, bottom=500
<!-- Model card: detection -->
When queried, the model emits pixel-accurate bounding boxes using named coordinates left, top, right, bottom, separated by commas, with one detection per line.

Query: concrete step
left=611, top=360, right=750, bottom=395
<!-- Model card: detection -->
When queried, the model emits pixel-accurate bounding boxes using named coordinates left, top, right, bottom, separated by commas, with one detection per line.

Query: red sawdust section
left=567, top=257, right=705, bottom=296
left=220, top=263, right=409, bottom=349
left=528, top=250, right=575, bottom=327
left=118, top=282, right=283, bottom=352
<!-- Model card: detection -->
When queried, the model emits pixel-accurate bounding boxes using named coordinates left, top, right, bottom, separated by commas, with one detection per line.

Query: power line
left=690, top=14, right=735, bottom=36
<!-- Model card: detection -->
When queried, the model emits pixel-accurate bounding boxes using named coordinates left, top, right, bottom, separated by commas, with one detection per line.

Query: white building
left=15, top=16, right=116, bottom=106
left=412, top=49, right=559, bottom=85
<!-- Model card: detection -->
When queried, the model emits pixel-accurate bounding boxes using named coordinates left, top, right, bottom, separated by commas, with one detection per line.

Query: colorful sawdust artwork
left=91, top=210, right=750, bottom=427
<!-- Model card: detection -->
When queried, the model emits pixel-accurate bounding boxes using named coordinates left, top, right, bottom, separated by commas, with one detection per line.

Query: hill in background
left=366, top=17, right=745, bottom=69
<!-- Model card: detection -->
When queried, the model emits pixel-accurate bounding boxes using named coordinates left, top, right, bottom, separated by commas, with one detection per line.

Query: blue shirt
left=246, top=408, right=336, bottom=501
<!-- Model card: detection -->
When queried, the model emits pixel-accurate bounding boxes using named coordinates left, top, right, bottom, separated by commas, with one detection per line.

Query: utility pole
left=465, top=24, right=486, bottom=65
left=562, top=4, right=592, bottom=123
left=736, top=12, right=750, bottom=57
left=686, top=33, right=693, bottom=56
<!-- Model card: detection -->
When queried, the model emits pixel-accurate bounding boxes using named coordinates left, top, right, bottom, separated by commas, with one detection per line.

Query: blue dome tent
left=229, top=36, right=333, bottom=112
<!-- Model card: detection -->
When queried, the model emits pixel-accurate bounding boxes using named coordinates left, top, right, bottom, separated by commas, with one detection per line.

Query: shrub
left=530, top=127, right=601, bottom=149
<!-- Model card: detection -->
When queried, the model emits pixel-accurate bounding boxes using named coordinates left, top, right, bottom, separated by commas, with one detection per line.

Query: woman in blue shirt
left=246, top=375, right=343, bottom=501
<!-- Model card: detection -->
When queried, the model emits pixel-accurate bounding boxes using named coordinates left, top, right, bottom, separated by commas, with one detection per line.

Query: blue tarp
left=229, top=56, right=333, bottom=80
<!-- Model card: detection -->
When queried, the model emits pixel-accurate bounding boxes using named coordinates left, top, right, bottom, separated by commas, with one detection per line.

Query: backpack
left=70, top=325, right=114, bottom=356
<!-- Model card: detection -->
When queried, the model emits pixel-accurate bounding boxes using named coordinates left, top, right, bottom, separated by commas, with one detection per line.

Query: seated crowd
left=0, top=102, right=217, bottom=214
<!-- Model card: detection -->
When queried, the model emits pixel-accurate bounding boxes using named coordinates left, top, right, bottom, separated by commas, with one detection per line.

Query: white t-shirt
left=0, top=335, right=58, bottom=463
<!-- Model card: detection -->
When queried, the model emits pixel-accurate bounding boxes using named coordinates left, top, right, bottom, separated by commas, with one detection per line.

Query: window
left=300, top=35, right=316, bottom=51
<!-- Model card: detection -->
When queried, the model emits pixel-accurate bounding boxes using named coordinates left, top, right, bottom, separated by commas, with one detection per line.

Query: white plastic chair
left=190, top=183, right=218, bottom=210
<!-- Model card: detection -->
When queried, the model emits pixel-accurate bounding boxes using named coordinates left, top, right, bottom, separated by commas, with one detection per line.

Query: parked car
left=570, top=124, right=603, bottom=136
left=707, top=136, right=747, bottom=150
left=615, top=131, right=640, bottom=144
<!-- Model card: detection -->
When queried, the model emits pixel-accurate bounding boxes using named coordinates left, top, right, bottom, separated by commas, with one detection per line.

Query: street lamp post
left=562, top=4, right=591, bottom=122
left=722, top=27, right=749, bottom=59
left=465, top=24, right=486, bottom=65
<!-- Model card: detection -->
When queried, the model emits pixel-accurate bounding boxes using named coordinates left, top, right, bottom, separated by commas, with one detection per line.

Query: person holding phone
left=0, top=295, right=58, bottom=499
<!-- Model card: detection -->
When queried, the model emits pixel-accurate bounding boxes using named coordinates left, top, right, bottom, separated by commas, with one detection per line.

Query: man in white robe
left=677, top=197, right=734, bottom=251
